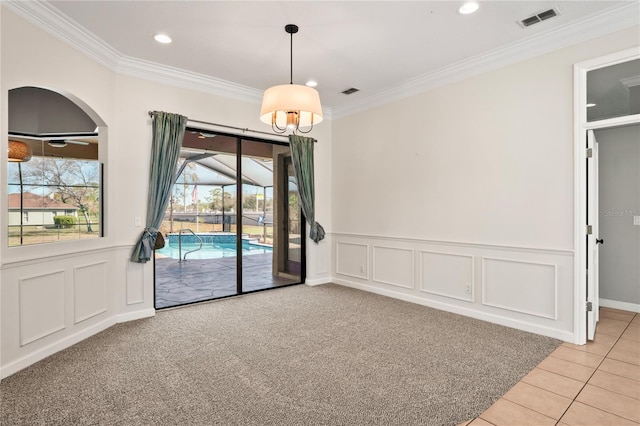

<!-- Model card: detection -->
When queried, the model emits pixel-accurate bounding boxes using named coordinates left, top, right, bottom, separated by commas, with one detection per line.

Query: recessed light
left=154, top=33, right=172, bottom=44
left=586, top=103, right=596, bottom=108
left=306, top=80, right=318, bottom=88
left=459, top=1, right=479, bottom=14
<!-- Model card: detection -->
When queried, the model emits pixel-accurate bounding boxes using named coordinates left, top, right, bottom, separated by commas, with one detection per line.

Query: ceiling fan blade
left=47, top=139, right=90, bottom=148
left=65, top=140, right=90, bottom=145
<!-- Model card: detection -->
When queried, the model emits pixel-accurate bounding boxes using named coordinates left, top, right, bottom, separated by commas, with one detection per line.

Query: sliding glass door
left=154, top=129, right=304, bottom=309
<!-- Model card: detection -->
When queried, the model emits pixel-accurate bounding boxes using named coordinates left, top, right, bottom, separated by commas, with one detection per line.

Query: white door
left=587, top=130, right=601, bottom=340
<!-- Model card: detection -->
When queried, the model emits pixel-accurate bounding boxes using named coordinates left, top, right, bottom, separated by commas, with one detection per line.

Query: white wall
left=1, top=2, right=637, bottom=379
left=1, top=7, right=117, bottom=378
left=0, top=8, right=332, bottom=378
left=597, top=124, right=640, bottom=311
left=331, top=26, right=640, bottom=342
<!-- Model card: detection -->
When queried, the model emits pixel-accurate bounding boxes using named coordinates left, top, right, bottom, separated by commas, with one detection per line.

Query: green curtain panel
left=131, top=111, right=187, bottom=263
left=289, top=134, right=325, bottom=243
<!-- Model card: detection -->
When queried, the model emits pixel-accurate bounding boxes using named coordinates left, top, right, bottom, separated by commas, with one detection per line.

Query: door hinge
left=587, top=225, right=593, bottom=235
left=586, top=301, right=593, bottom=312
left=586, top=148, right=593, bottom=158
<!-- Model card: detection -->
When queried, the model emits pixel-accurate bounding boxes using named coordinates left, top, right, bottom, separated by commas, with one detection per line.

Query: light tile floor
left=460, top=307, right=640, bottom=426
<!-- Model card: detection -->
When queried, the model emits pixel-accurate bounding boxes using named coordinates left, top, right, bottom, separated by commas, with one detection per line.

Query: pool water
left=155, top=241, right=272, bottom=260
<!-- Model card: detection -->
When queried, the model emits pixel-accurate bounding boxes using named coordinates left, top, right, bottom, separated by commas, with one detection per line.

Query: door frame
left=586, top=130, right=599, bottom=340
left=573, top=47, right=640, bottom=344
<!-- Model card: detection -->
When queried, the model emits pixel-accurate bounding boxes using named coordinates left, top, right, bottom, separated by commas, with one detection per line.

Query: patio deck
left=154, top=253, right=300, bottom=308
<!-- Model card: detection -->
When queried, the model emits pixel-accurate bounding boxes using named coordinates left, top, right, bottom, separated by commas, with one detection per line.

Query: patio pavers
left=154, top=253, right=299, bottom=308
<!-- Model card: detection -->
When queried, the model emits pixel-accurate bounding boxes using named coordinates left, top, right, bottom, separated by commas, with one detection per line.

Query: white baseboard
left=332, top=278, right=575, bottom=343
left=0, top=317, right=115, bottom=379
left=1, top=308, right=156, bottom=380
left=599, top=298, right=640, bottom=313
left=116, top=308, right=156, bottom=323
left=305, top=277, right=332, bottom=286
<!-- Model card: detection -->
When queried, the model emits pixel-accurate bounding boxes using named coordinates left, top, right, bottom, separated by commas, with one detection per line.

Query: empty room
left=1, top=1, right=639, bottom=424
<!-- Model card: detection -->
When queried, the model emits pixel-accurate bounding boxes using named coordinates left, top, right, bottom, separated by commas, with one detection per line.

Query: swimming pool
left=155, top=240, right=272, bottom=260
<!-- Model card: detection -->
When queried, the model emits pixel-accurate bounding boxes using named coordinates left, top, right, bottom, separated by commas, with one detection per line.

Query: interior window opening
left=7, top=87, right=102, bottom=247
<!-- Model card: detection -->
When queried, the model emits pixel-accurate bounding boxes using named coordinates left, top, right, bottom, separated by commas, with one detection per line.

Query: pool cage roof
left=175, top=130, right=283, bottom=189
left=176, top=152, right=274, bottom=188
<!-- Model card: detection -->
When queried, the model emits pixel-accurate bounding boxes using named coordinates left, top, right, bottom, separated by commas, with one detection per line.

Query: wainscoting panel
left=372, top=246, right=414, bottom=289
left=419, top=251, right=474, bottom=302
left=331, top=233, right=575, bottom=342
left=336, top=242, right=369, bottom=280
left=19, top=270, right=66, bottom=346
left=1, top=246, right=155, bottom=379
left=74, top=262, right=108, bottom=324
left=126, top=257, right=145, bottom=305
left=482, top=257, right=557, bottom=320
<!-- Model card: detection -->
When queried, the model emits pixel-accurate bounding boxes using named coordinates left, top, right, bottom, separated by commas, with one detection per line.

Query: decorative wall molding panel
left=1, top=247, right=152, bottom=379
left=419, top=251, right=474, bottom=302
left=331, top=233, right=574, bottom=342
left=336, top=242, right=369, bottom=280
left=481, top=257, right=557, bottom=320
left=126, top=257, right=145, bottom=305
left=74, top=262, right=108, bottom=324
left=372, top=246, right=414, bottom=289
left=19, top=270, right=66, bottom=346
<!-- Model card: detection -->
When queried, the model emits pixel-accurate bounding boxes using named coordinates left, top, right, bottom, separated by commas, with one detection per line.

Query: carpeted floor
left=0, top=284, right=561, bottom=425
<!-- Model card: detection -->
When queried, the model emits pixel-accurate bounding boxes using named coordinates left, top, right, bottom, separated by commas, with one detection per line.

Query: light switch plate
left=134, top=216, right=142, bottom=227
left=634, top=216, right=640, bottom=226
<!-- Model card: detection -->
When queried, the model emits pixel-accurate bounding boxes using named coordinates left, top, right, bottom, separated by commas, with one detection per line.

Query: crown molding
left=3, top=1, right=637, bottom=122
left=114, top=56, right=335, bottom=120
left=331, top=1, right=640, bottom=119
left=116, top=56, right=264, bottom=104
left=2, top=0, right=121, bottom=69
left=0, top=1, right=263, bottom=108
left=2, top=0, right=335, bottom=120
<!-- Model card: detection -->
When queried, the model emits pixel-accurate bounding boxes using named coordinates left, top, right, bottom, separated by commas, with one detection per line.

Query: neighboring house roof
left=8, top=193, right=79, bottom=210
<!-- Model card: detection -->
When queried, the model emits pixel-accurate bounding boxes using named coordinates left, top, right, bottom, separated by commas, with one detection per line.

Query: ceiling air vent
left=518, top=8, right=559, bottom=28
left=342, top=88, right=360, bottom=95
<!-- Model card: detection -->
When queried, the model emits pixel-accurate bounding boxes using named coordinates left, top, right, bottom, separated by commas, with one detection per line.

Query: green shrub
left=54, top=215, right=77, bottom=228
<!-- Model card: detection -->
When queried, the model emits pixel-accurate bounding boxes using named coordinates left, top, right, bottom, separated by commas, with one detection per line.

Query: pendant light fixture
left=260, top=24, right=323, bottom=134
left=8, top=140, right=32, bottom=162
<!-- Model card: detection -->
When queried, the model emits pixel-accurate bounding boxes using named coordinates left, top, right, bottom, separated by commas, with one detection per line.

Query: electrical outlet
left=465, top=284, right=472, bottom=294
left=134, top=216, right=142, bottom=227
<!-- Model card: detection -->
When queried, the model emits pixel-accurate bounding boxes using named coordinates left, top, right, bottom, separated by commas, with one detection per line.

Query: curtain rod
left=147, top=111, right=290, bottom=140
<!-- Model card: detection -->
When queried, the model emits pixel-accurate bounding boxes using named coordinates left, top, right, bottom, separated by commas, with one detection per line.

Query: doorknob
left=596, top=238, right=604, bottom=245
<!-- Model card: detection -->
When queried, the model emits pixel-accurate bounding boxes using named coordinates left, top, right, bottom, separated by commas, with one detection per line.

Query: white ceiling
left=6, top=1, right=640, bottom=118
